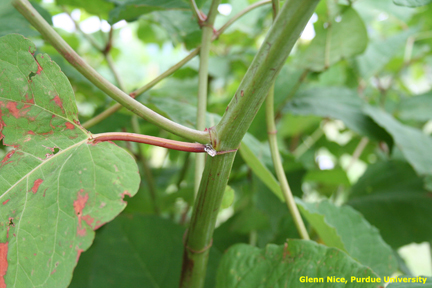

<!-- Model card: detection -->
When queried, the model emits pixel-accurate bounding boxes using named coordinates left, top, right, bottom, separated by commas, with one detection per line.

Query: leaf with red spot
left=0, top=34, right=140, bottom=287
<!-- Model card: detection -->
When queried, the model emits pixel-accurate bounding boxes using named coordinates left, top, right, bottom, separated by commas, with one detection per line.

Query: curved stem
left=13, top=0, right=209, bottom=144
left=215, top=0, right=271, bottom=39
left=264, top=0, right=309, bottom=240
left=92, top=132, right=207, bottom=153
left=265, top=86, right=309, bottom=239
left=82, top=1, right=272, bottom=129
left=82, top=48, right=200, bottom=129
left=194, top=0, right=221, bottom=194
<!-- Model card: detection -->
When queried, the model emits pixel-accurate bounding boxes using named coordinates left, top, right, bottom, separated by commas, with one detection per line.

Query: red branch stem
left=92, top=133, right=206, bottom=153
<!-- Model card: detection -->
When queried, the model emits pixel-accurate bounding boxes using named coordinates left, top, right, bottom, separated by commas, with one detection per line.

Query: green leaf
left=108, top=0, right=190, bottom=24
left=0, top=1, right=52, bottom=37
left=397, top=91, right=432, bottom=122
left=297, top=200, right=397, bottom=276
left=216, top=240, right=381, bottom=288
left=387, top=277, right=432, bottom=287
left=297, top=6, right=368, bottom=71
left=364, top=105, right=432, bottom=176
left=70, top=214, right=221, bottom=288
left=0, top=34, right=139, bottom=287
left=355, top=30, right=414, bottom=79
left=220, top=185, right=235, bottom=209
left=393, top=0, right=432, bottom=7
left=56, top=0, right=114, bottom=16
left=284, top=87, right=391, bottom=141
left=348, top=160, right=432, bottom=248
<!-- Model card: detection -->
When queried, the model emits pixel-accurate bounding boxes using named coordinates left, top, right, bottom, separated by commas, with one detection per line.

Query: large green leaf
left=355, top=30, right=414, bottom=79
left=216, top=240, right=382, bottom=288
left=297, top=6, right=368, bottom=71
left=70, top=214, right=221, bottom=288
left=397, top=91, right=432, bottom=122
left=284, top=87, right=391, bottom=142
left=364, top=105, right=432, bottom=176
left=393, top=0, right=432, bottom=7
left=0, top=1, right=52, bottom=37
left=297, top=200, right=397, bottom=276
left=0, top=34, right=139, bottom=287
left=108, top=0, right=190, bottom=24
left=347, top=160, right=432, bottom=248
left=57, top=0, right=114, bottom=16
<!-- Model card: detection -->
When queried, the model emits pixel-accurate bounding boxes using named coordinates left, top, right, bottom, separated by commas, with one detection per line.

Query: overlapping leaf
left=0, top=34, right=139, bottom=287
left=348, top=160, right=432, bottom=248
left=216, top=240, right=382, bottom=288
left=297, top=200, right=397, bottom=276
left=364, top=105, right=432, bottom=176
left=69, top=214, right=221, bottom=288
left=296, top=6, right=368, bottom=71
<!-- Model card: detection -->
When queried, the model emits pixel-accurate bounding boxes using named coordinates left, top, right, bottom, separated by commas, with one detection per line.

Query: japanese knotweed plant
left=0, top=0, right=406, bottom=287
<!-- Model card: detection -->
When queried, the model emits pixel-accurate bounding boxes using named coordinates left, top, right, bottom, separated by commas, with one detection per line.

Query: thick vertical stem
left=180, top=0, right=319, bottom=287
left=194, top=0, right=221, bottom=194
left=180, top=153, right=236, bottom=288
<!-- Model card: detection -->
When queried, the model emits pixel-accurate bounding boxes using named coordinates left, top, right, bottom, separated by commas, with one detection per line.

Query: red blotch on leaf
left=27, top=130, right=35, bottom=135
left=74, top=190, right=89, bottom=236
left=36, top=61, right=43, bottom=75
left=31, top=179, right=43, bottom=194
left=1, top=150, right=15, bottom=167
left=6, top=102, right=31, bottom=119
left=0, top=242, right=8, bottom=288
left=50, top=96, right=64, bottom=112
left=65, top=122, right=74, bottom=130
left=2, top=200, right=9, bottom=206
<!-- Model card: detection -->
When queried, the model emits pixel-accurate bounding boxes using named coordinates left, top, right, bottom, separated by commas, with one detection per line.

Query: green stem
left=293, top=123, right=325, bottom=159
left=13, top=0, right=209, bottom=143
left=180, top=153, right=236, bottom=288
left=194, top=0, right=221, bottom=194
left=180, top=0, right=319, bottom=286
left=190, top=0, right=206, bottom=23
left=265, top=0, right=309, bottom=240
left=216, top=0, right=271, bottom=39
left=82, top=1, right=271, bottom=129
left=265, top=86, right=309, bottom=239
left=131, top=116, right=160, bottom=215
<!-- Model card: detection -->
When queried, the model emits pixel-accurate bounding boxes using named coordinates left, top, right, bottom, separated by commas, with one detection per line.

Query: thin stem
left=216, top=0, right=271, bottom=39
left=275, top=69, right=309, bottom=119
left=346, top=137, right=369, bottom=172
left=265, top=0, right=309, bottom=240
left=293, top=123, right=325, bottom=159
left=105, top=54, right=125, bottom=90
left=13, top=0, right=209, bottom=144
left=131, top=116, right=160, bottom=215
left=265, top=86, right=309, bottom=239
left=83, top=1, right=272, bottom=129
left=194, top=0, right=221, bottom=194
left=190, top=0, right=206, bottom=23
left=62, top=7, right=104, bottom=52
left=92, top=132, right=207, bottom=153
